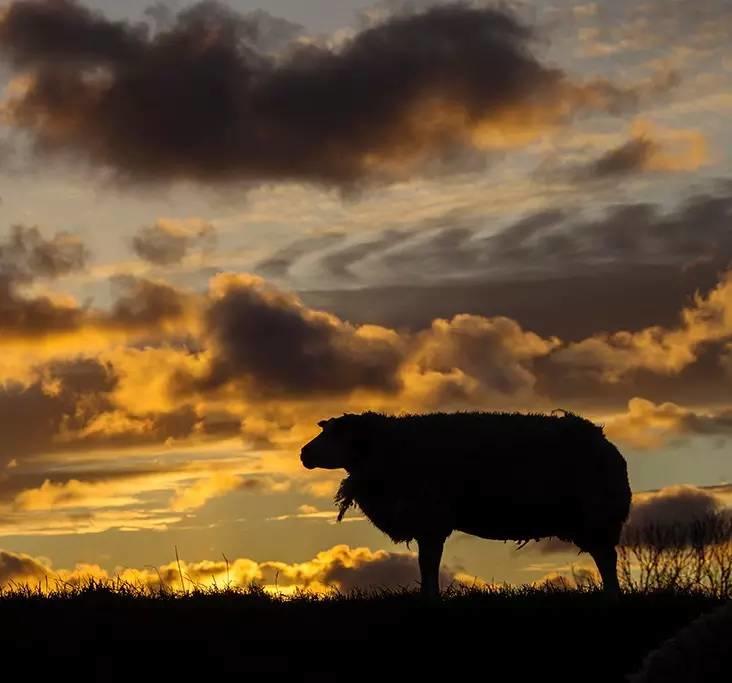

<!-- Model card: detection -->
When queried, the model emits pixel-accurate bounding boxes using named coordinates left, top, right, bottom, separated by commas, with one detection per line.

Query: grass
left=0, top=581, right=727, bottom=682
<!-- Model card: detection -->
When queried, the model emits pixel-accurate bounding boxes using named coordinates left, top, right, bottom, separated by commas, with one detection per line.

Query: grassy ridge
left=0, top=584, right=726, bottom=682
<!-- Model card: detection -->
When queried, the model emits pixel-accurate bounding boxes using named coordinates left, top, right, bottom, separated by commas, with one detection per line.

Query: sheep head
left=300, top=414, right=373, bottom=472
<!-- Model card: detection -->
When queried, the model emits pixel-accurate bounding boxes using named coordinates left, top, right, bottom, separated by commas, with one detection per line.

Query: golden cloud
left=0, top=544, right=478, bottom=595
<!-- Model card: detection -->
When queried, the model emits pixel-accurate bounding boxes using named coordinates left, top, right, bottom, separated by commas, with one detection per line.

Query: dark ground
left=0, top=586, right=726, bottom=682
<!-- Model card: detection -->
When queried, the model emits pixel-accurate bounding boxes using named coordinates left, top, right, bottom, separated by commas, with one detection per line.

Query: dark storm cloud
left=132, top=220, right=216, bottom=265
left=0, top=1, right=648, bottom=186
left=178, top=275, right=405, bottom=398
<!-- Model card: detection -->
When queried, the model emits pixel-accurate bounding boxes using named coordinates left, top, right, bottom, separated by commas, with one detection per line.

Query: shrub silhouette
left=301, top=410, right=632, bottom=596
left=619, top=513, right=732, bottom=597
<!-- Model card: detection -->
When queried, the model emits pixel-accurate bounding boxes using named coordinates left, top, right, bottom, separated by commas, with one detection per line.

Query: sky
left=0, top=0, right=731, bottom=593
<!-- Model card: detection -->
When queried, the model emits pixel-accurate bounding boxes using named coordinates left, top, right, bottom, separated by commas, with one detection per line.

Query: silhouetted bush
left=619, top=514, right=732, bottom=597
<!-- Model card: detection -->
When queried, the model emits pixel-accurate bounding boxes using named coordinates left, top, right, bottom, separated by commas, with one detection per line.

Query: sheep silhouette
left=301, top=410, right=632, bottom=597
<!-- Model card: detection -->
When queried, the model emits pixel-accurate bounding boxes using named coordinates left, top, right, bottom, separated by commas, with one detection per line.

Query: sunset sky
left=0, top=0, right=731, bottom=593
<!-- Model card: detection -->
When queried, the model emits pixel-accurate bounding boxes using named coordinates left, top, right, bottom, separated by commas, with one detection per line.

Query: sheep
left=300, top=410, right=632, bottom=597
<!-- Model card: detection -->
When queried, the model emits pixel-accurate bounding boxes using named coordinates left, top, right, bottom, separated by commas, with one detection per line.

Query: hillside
left=0, top=585, right=726, bottom=682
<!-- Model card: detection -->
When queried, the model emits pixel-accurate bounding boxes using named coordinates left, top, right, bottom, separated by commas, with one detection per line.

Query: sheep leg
left=588, top=545, right=621, bottom=595
left=417, top=535, right=445, bottom=598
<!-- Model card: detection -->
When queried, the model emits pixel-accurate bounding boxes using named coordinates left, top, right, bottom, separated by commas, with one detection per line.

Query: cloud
left=0, top=508, right=184, bottom=538
left=579, top=136, right=657, bottom=179
left=0, top=277, right=87, bottom=340
left=255, top=232, right=345, bottom=279
left=14, top=477, right=143, bottom=511
left=0, top=224, right=92, bottom=340
left=268, top=505, right=364, bottom=523
left=550, top=270, right=732, bottom=383
left=233, top=8, right=304, bottom=54
left=317, top=230, right=413, bottom=281
left=622, top=485, right=732, bottom=548
left=0, top=456, right=284, bottom=538
left=405, top=314, right=560, bottom=405
left=132, top=219, right=216, bottom=266
left=6, top=260, right=732, bottom=468
left=177, top=273, right=406, bottom=398
left=0, top=548, right=49, bottom=585
left=0, top=224, right=191, bottom=343
left=0, top=357, right=242, bottom=467
left=169, top=473, right=281, bottom=512
left=13, top=468, right=276, bottom=517
left=0, top=357, right=117, bottom=465
left=626, top=485, right=730, bottom=530
left=3, top=260, right=732, bottom=537
left=0, top=544, right=475, bottom=594
left=568, top=121, right=708, bottom=181
left=572, top=0, right=731, bottom=58
left=0, top=1, right=654, bottom=187
left=104, top=275, right=193, bottom=332
left=278, top=185, right=732, bottom=313
left=0, top=224, right=88, bottom=281
left=5, top=230, right=732, bottom=492
left=315, top=545, right=455, bottom=593
left=605, top=398, right=732, bottom=449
